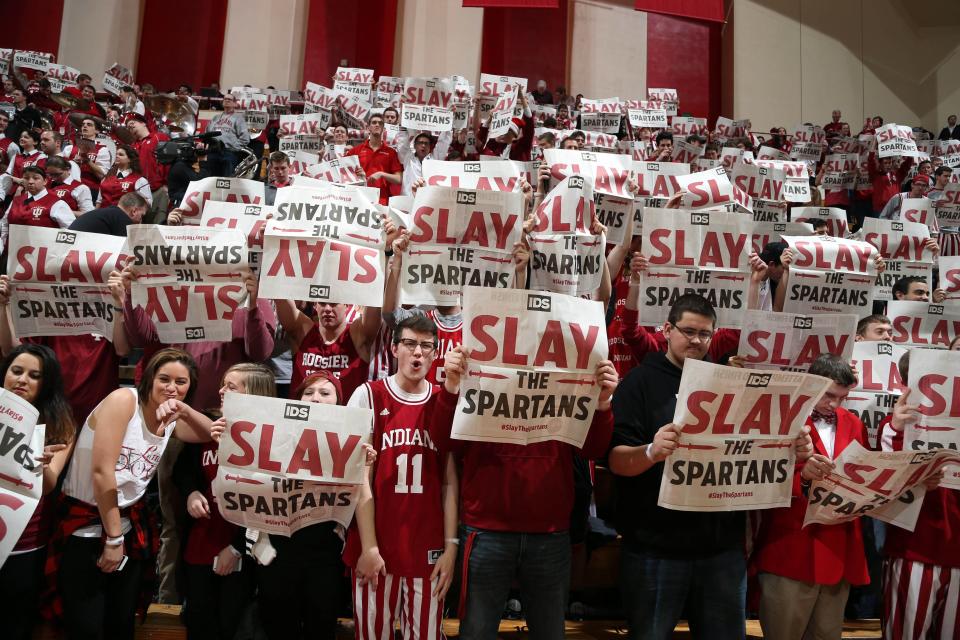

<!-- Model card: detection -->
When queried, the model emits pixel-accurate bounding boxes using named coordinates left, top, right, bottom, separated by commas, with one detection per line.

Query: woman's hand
left=97, top=541, right=125, bottom=573
left=35, top=443, right=68, bottom=468
left=595, top=360, right=619, bottom=411
left=0, top=275, right=10, bottom=306
left=430, top=545, right=457, bottom=600
left=156, top=399, right=187, bottom=429
left=186, top=490, right=211, bottom=519
left=167, top=209, right=184, bottom=226
left=210, top=417, right=226, bottom=443
left=361, top=443, right=377, bottom=466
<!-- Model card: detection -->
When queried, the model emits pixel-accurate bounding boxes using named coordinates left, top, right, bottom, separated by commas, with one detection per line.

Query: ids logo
left=55, top=231, right=77, bottom=244
left=244, top=206, right=261, bottom=215
left=568, top=176, right=585, bottom=189
left=759, top=167, right=768, bottom=176
left=774, top=224, right=786, bottom=232
left=819, top=208, right=830, bottom=215
left=746, top=373, right=772, bottom=388
left=426, top=80, right=436, bottom=88
left=877, top=343, right=893, bottom=355
left=648, top=162, right=660, bottom=171
left=216, top=179, right=231, bottom=189
left=185, top=327, right=205, bottom=340
left=527, top=294, right=552, bottom=312
left=309, top=285, right=331, bottom=300
left=891, top=222, right=903, bottom=231
left=457, top=191, right=477, bottom=205
left=582, top=152, right=597, bottom=161
left=464, top=163, right=481, bottom=173
left=284, top=403, right=309, bottom=420
left=928, top=304, right=944, bottom=315
left=691, top=213, right=710, bottom=225
left=793, top=316, right=813, bottom=329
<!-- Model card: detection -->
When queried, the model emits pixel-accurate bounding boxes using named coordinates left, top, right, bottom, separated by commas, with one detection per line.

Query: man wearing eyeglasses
left=396, top=128, right=452, bottom=195
left=607, top=293, right=813, bottom=640
left=344, top=314, right=458, bottom=639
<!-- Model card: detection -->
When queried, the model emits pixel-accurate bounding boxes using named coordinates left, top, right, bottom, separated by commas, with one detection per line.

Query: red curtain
left=635, top=0, right=724, bottom=23
left=645, top=12, right=722, bottom=122
left=302, top=0, right=398, bottom=86
left=464, top=1, right=559, bottom=7
left=480, top=0, right=568, bottom=93
left=136, top=0, right=228, bottom=91
left=0, top=0, right=64, bottom=57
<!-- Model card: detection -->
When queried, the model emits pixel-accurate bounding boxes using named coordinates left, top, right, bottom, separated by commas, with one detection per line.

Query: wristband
left=105, top=534, right=124, bottom=547
left=113, top=305, right=123, bottom=312
left=445, top=538, right=460, bottom=546
left=228, top=545, right=242, bottom=558
left=645, top=444, right=657, bottom=463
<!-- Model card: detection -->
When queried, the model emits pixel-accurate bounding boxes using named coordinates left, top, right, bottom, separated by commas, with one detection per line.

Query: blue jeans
left=620, top=542, right=746, bottom=640
left=459, top=526, right=570, bottom=640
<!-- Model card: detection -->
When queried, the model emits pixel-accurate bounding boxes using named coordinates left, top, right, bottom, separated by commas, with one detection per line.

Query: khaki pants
left=759, top=572, right=850, bottom=640
left=147, top=186, right=170, bottom=224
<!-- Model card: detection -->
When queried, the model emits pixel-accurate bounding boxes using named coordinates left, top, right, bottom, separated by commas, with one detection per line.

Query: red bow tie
left=811, top=409, right=836, bottom=424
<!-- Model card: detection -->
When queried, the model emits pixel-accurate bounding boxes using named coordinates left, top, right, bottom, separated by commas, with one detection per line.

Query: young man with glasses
left=396, top=128, right=452, bottom=195
left=344, top=314, right=458, bottom=639
left=608, top=293, right=814, bottom=640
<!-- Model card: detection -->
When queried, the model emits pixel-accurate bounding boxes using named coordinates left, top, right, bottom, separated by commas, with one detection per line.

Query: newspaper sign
left=860, top=218, right=935, bottom=300
left=543, top=149, right=633, bottom=198
left=903, top=349, right=960, bottom=489
left=803, top=442, right=958, bottom=530
left=402, top=77, right=456, bottom=107
left=594, top=193, right=634, bottom=245
left=900, top=197, right=939, bottom=234
left=782, top=236, right=878, bottom=277
left=934, top=184, right=960, bottom=229
left=877, top=124, right=919, bottom=158
left=672, top=140, right=705, bottom=165
left=401, top=103, right=453, bottom=133
left=888, top=301, right=960, bottom=348
left=200, top=201, right=271, bottom=271
left=213, top=392, right=371, bottom=535
left=738, top=310, right=858, bottom=372
left=401, top=186, right=523, bottom=305
left=715, top=117, right=749, bottom=141
left=7, top=226, right=128, bottom=339
left=751, top=198, right=788, bottom=223
left=179, top=177, right=266, bottom=225
left=847, top=341, right=908, bottom=448
left=45, top=64, right=80, bottom=92
left=634, top=161, right=690, bottom=206
left=749, top=221, right=814, bottom=255
left=873, top=258, right=933, bottom=302
left=658, top=359, right=829, bottom=512
left=260, top=187, right=385, bottom=305
left=0, top=49, right=11, bottom=76
left=131, top=283, right=248, bottom=343
left=941, top=256, right=960, bottom=301
left=304, top=156, right=364, bottom=185
left=12, top=50, right=51, bottom=72
left=790, top=207, right=848, bottom=238
left=643, top=208, right=754, bottom=272
left=628, top=108, right=667, bottom=129
left=671, top=116, right=708, bottom=137
left=279, top=112, right=331, bottom=136
left=127, top=225, right=249, bottom=284
left=423, top=159, right=524, bottom=191
left=452, top=287, right=607, bottom=447
left=0, top=390, right=42, bottom=568
left=732, top=161, right=786, bottom=202
left=580, top=98, right=622, bottom=134
left=676, top=167, right=752, bottom=212
left=303, top=82, right=339, bottom=112
left=637, top=267, right=749, bottom=329
left=783, top=268, right=875, bottom=316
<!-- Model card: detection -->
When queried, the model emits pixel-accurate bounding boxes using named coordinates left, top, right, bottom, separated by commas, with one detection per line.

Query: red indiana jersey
left=426, top=309, right=462, bottom=385
left=343, top=377, right=449, bottom=578
left=11, top=150, right=47, bottom=179
left=49, top=180, right=79, bottom=210
left=607, top=272, right=638, bottom=377
left=291, top=323, right=370, bottom=400
left=98, top=171, right=144, bottom=206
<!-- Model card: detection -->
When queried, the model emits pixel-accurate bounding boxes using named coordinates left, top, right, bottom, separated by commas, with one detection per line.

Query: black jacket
left=609, top=352, right=744, bottom=556
left=938, top=125, right=960, bottom=141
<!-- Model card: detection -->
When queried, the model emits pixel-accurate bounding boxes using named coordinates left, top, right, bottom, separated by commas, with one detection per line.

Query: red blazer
left=752, top=408, right=870, bottom=586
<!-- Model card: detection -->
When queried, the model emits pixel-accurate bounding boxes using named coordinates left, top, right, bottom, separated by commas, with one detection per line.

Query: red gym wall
left=136, top=0, right=229, bottom=91
left=0, top=0, right=64, bottom=57
left=302, top=0, right=399, bottom=85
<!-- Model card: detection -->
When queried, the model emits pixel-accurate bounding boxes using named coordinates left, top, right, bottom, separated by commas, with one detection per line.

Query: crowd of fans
left=0, top=57, right=959, bottom=640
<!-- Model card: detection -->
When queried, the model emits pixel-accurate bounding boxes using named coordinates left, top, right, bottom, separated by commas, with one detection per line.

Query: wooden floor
left=100, top=605, right=881, bottom=639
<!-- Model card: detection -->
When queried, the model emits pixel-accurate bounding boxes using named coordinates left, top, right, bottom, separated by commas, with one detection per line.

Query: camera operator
left=161, top=136, right=213, bottom=212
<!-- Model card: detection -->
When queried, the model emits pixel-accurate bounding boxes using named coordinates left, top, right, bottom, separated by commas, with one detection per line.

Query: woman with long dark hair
left=96, top=145, right=152, bottom=207
left=55, top=348, right=215, bottom=639
left=0, top=344, right=76, bottom=640
left=175, top=362, right=276, bottom=639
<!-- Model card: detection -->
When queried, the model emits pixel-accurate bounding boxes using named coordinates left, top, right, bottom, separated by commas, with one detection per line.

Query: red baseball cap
left=912, top=173, right=931, bottom=186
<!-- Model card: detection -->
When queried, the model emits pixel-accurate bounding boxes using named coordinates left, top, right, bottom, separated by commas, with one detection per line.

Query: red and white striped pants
left=352, top=571, right=445, bottom=640
left=883, top=558, right=960, bottom=640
